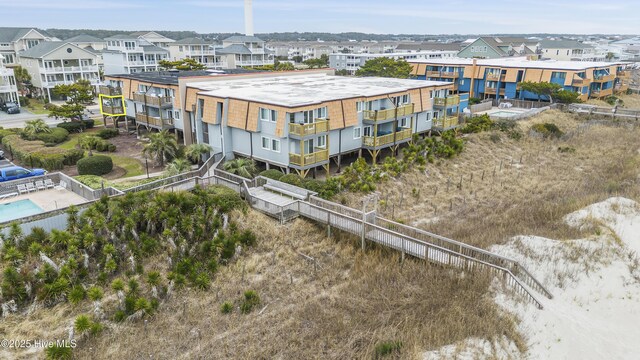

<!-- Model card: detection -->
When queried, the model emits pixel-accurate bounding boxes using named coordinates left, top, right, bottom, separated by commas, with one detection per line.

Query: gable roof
left=223, top=35, right=264, bottom=43
left=132, top=31, right=175, bottom=42
left=66, top=34, right=105, bottom=43
left=539, top=40, right=593, bottom=49
left=18, top=41, right=96, bottom=59
left=0, top=27, right=48, bottom=43
left=173, top=37, right=216, bottom=45
left=216, top=44, right=252, bottom=55
left=104, top=34, right=139, bottom=40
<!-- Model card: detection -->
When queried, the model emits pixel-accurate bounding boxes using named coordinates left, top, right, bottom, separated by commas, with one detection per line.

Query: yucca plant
left=45, top=342, right=73, bottom=360
left=222, top=158, right=257, bottom=179
left=87, top=286, right=103, bottom=301
left=74, top=314, right=92, bottom=333
left=111, top=278, right=125, bottom=292
left=68, top=285, right=86, bottom=305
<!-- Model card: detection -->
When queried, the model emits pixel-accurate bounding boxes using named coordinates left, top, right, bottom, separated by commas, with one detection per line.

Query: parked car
left=0, top=166, right=46, bottom=182
left=6, top=103, right=20, bottom=114
left=1, top=101, right=17, bottom=112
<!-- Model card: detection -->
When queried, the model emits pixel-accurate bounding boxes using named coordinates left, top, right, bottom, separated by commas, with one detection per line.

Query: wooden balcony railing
left=288, top=119, right=329, bottom=137
left=363, top=103, right=415, bottom=122
left=593, top=74, right=616, bottom=82
left=102, top=106, right=124, bottom=115
left=590, top=88, right=614, bottom=98
left=136, top=113, right=174, bottom=128
left=441, top=71, right=460, bottom=78
left=133, top=93, right=173, bottom=107
left=99, top=86, right=122, bottom=96
left=362, top=128, right=412, bottom=148
left=433, top=116, right=459, bottom=129
left=572, top=77, right=591, bottom=87
left=289, top=148, right=329, bottom=167
left=434, top=95, right=460, bottom=107
left=426, top=70, right=441, bottom=78
left=484, top=87, right=497, bottom=94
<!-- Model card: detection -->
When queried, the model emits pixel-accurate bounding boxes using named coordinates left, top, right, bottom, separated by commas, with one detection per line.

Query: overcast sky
left=1, top=0, right=638, bottom=35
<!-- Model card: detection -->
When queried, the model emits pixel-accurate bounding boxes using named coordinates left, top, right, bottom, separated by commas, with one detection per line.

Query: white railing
left=0, top=85, right=17, bottom=92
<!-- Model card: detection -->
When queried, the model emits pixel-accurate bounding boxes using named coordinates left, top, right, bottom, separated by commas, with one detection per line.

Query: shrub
left=57, top=121, right=85, bottom=133
left=97, top=128, right=119, bottom=139
left=1, top=134, right=84, bottom=170
left=0, top=128, right=18, bottom=141
left=77, top=155, right=113, bottom=176
left=461, top=114, right=494, bottom=133
left=240, top=290, right=260, bottom=314
left=604, top=95, right=620, bottom=106
left=259, top=169, right=284, bottom=180
left=74, top=315, right=92, bottom=333
left=18, top=96, right=30, bottom=107
left=87, top=286, right=104, bottom=301
left=530, top=123, right=564, bottom=139
left=205, top=185, right=245, bottom=213
left=220, top=301, right=233, bottom=314
left=468, top=97, right=481, bottom=105
left=30, top=128, right=69, bottom=144
left=279, top=173, right=303, bottom=187
left=82, top=119, right=95, bottom=129
left=558, top=146, right=576, bottom=153
left=45, top=343, right=73, bottom=360
left=374, top=340, right=402, bottom=358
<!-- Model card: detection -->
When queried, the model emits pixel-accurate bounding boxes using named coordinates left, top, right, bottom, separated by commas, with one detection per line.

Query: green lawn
left=109, top=155, right=144, bottom=177
left=25, top=99, right=50, bottom=115
left=57, top=133, right=82, bottom=150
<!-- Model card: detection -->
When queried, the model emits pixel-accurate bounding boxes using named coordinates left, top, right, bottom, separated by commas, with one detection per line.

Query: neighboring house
left=66, top=34, right=107, bottom=71
left=265, top=41, right=401, bottom=61
left=409, top=57, right=631, bottom=102
left=102, top=69, right=254, bottom=143
left=182, top=71, right=457, bottom=176
left=168, top=38, right=226, bottom=69
left=17, top=42, right=101, bottom=101
left=0, top=27, right=52, bottom=66
left=457, top=37, right=539, bottom=59
left=217, top=35, right=274, bottom=68
left=102, top=34, right=170, bottom=75
left=539, top=40, right=603, bottom=61
left=130, top=31, right=175, bottom=49
left=0, top=55, right=19, bottom=105
left=329, top=51, right=458, bottom=75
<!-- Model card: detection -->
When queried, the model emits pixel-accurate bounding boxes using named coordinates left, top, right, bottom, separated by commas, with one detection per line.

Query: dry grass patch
left=67, top=210, right=523, bottom=359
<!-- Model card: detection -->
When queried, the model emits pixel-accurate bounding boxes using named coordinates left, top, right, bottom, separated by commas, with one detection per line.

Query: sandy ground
left=424, top=197, right=640, bottom=359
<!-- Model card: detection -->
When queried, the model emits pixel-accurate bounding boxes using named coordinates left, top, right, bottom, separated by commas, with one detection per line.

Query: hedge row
left=57, top=119, right=94, bottom=133
left=24, top=127, right=69, bottom=145
left=77, top=155, right=113, bottom=176
left=97, top=128, right=119, bottom=139
left=2, top=135, right=84, bottom=170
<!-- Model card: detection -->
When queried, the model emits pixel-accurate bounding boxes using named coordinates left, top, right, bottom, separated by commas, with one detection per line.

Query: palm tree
left=142, top=130, right=178, bottom=167
left=79, top=136, right=101, bottom=156
left=222, top=158, right=257, bottom=179
left=185, top=143, right=212, bottom=165
left=165, top=158, right=192, bottom=176
left=23, top=119, right=51, bottom=137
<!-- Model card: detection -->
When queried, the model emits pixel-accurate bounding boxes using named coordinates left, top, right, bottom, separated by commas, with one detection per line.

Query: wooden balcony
left=288, top=119, right=329, bottom=138
left=133, top=93, right=173, bottom=108
left=590, top=88, right=614, bottom=98
left=289, top=148, right=329, bottom=168
left=572, top=77, right=591, bottom=87
left=135, top=113, right=174, bottom=129
left=426, top=70, right=442, bottom=78
left=434, top=95, right=460, bottom=107
left=617, top=70, right=630, bottom=78
left=362, top=128, right=412, bottom=148
left=486, top=73, right=501, bottom=81
left=433, top=116, right=459, bottom=130
left=363, top=103, right=415, bottom=122
left=99, top=86, right=122, bottom=96
left=593, top=74, right=616, bottom=83
left=484, top=87, right=497, bottom=95
left=441, top=71, right=460, bottom=78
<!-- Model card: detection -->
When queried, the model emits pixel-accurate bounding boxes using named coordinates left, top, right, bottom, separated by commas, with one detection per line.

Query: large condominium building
left=409, top=57, right=631, bottom=103
left=0, top=56, right=19, bottom=105
left=216, top=36, right=274, bottom=68
left=168, top=38, right=226, bottom=69
left=0, top=27, right=52, bottom=66
left=104, top=70, right=460, bottom=177
left=330, top=51, right=458, bottom=75
left=17, top=42, right=101, bottom=101
left=102, top=34, right=170, bottom=75
left=182, top=71, right=457, bottom=176
left=65, top=34, right=107, bottom=71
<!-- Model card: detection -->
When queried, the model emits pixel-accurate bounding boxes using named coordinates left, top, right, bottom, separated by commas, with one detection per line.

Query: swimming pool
left=0, top=199, right=44, bottom=222
left=490, top=110, right=521, bottom=118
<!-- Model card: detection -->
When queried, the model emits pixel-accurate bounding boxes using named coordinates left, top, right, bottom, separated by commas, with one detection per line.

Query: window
left=426, top=112, right=432, bottom=121
left=202, top=122, right=209, bottom=144
left=356, top=101, right=372, bottom=112
left=289, top=113, right=295, bottom=123
left=125, top=41, right=136, bottom=50
left=174, top=110, right=180, bottom=119
left=261, top=137, right=270, bottom=150
left=399, top=117, right=408, bottom=128
left=402, top=94, right=409, bottom=104
left=363, top=126, right=372, bottom=137
left=316, top=136, right=326, bottom=148
left=459, top=79, right=465, bottom=85
left=26, top=40, right=40, bottom=48
left=429, top=91, right=434, bottom=99
left=315, top=107, right=327, bottom=119
left=259, top=107, right=276, bottom=122
left=197, top=99, right=204, bottom=119
left=271, top=139, right=280, bottom=152
left=179, top=46, right=183, bottom=51
left=353, top=127, right=361, bottom=139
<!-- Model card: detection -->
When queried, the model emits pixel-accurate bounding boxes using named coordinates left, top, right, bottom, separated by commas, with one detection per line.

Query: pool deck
left=475, top=107, right=530, bottom=117
left=0, top=188, right=90, bottom=212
